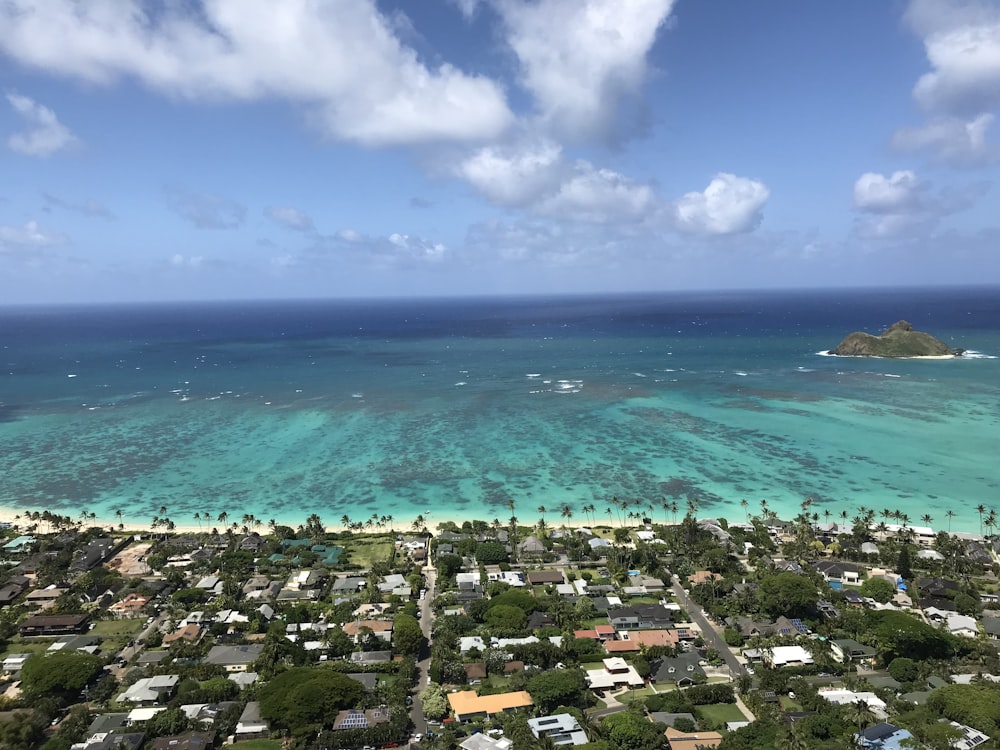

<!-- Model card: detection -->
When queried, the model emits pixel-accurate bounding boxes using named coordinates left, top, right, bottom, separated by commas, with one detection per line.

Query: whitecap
left=454, top=382, right=467, bottom=387
left=67, top=373, right=77, bottom=378
left=883, top=374, right=901, bottom=378
left=352, top=393, right=364, bottom=399
left=633, top=372, right=647, bottom=378
left=734, top=371, right=748, bottom=377
left=963, top=350, right=998, bottom=359
left=526, top=373, right=541, bottom=378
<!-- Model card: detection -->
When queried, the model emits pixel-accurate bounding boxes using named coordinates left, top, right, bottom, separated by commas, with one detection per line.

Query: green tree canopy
left=601, top=710, right=666, bottom=750
left=485, top=604, right=527, bottom=634
left=859, top=577, right=895, bottom=603
left=20, top=651, right=103, bottom=699
left=758, top=572, right=820, bottom=619
left=258, top=668, right=366, bottom=735
left=526, top=668, right=589, bottom=714
left=887, top=657, right=919, bottom=683
left=868, top=610, right=955, bottom=662
left=392, top=613, right=423, bottom=656
left=475, top=542, right=508, bottom=564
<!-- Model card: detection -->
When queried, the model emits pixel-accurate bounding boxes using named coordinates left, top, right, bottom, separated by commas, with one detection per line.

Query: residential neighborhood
left=2, top=502, right=1000, bottom=750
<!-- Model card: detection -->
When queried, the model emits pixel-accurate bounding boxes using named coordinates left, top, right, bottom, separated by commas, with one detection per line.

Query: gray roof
left=205, top=644, right=264, bottom=666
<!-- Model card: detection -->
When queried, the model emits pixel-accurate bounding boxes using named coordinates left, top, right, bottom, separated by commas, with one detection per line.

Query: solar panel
left=791, top=618, right=808, bottom=633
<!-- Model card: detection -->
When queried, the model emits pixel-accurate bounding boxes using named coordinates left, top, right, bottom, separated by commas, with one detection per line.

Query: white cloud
left=852, top=168, right=986, bottom=238
left=892, top=114, right=998, bottom=165
left=0, top=220, right=65, bottom=247
left=0, top=0, right=513, bottom=147
left=537, top=162, right=655, bottom=222
left=166, top=188, right=246, bottom=230
left=265, top=206, right=314, bottom=232
left=170, top=253, right=204, bottom=268
left=6, top=93, right=77, bottom=157
left=456, top=141, right=656, bottom=222
left=673, top=173, right=770, bottom=235
left=905, top=0, right=1000, bottom=115
left=496, top=0, right=676, bottom=141
left=306, top=228, right=447, bottom=267
left=853, top=170, right=921, bottom=213
left=451, top=0, right=482, bottom=21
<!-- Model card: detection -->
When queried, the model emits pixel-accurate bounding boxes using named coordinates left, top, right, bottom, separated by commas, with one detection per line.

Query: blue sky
left=1, top=0, right=998, bottom=303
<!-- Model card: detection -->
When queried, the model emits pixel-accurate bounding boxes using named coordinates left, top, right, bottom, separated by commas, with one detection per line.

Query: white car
left=412, top=734, right=423, bottom=742
left=745, top=666, right=755, bottom=675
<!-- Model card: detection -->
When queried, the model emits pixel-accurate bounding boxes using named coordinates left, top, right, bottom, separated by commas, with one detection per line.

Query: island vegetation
left=829, top=320, right=964, bottom=357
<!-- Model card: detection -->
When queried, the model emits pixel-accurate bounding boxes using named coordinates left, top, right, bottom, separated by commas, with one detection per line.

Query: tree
left=845, top=698, right=877, bottom=734
left=758, top=572, right=820, bottom=619
left=20, top=651, right=103, bottom=699
left=475, top=541, right=508, bottom=564
left=887, top=657, right=918, bottom=683
left=420, top=683, right=450, bottom=721
left=393, top=613, right=423, bottom=656
left=602, top=710, right=666, bottom=750
left=259, top=668, right=366, bottom=736
left=436, top=554, right=464, bottom=579
left=486, top=604, right=527, bottom=634
left=897, top=544, right=913, bottom=580
left=859, top=577, right=895, bottom=603
left=869, top=610, right=954, bottom=662
left=526, top=668, right=589, bottom=714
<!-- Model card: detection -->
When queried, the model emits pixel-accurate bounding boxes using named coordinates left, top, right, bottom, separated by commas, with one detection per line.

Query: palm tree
left=946, top=509, right=956, bottom=532
left=921, top=513, right=932, bottom=526
left=385, top=514, right=394, bottom=533
left=537, top=505, right=547, bottom=526
left=217, top=511, right=229, bottom=526
left=115, top=508, right=123, bottom=526
left=976, top=504, right=987, bottom=536
left=193, top=512, right=202, bottom=530
left=846, top=698, right=877, bottom=735
left=412, top=515, right=425, bottom=533
left=985, top=509, right=997, bottom=539
left=740, top=498, right=749, bottom=522
left=560, top=503, right=573, bottom=531
left=340, top=514, right=351, bottom=530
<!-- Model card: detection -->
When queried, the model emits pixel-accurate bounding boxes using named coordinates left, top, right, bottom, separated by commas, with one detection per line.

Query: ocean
left=1, top=287, right=998, bottom=534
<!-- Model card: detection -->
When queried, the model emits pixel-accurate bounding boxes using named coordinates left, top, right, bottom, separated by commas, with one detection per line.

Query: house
left=18, top=613, right=90, bottom=636
left=650, top=652, right=706, bottom=687
left=119, top=675, right=181, bottom=705
left=346, top=673, right=379, bottom=692
left=342, top=619, right=393, bottom=643
left=163, top=624, right=204, bottom=645
left=447, top=690, right=534, bottom=722
left=687, top=571, right=722, bottom=586
left=149, top=731, right=216, bottom=750
left=525, top=571, right=564, bottom=586
left=608, top=604, right=674, bottom=629
left=831, top=639, right=877, bottom=663
left=24, top=585, right=66, bottom=610
left=585, top=657, right=644, bottom=690
left=234, top=702, right=269, bottom=739
left=350, top=650, right=392, bottom=665
left=460, top=735, right=513, bottom=750
left=527, top=714, right=589, bottom=746
left=861, top=542, right=880, bottom=556
left=518, top=536, right=546, bottom=557
left=109, top=593, right=152, bottom=618
left=814, top=560, right=862, bottom=584
left=332, top=708, right=391, bottom=731
left=588, top=537, right=612, bottom=551
left=70, top=537, right=127, bottom=573
left=2, top=653, right=31, bottom=673
left=465, top=663, right=488, bottom=684
left=2, top=535, right=36, bottom=554
left=945, top=614, right=979, bottom=638
left=915, top=577, right=961, bottom=599
left=855, top=723, right=913, bottom=750
left=981, top=616, right=1000, bottom=639
left=766, top=645, right=814, bottom=668
left=820, top=689, right=887, bottom=718
left=0, top=576, right=29, bottom=606
left=947, top=721, right=990, bottom=750
left=664, top=727, right=723, bottom=750
left=204, top=644, right=264, bottom=672
left=73, top=731, right=145, bottom=750
left=331, top=575, right=367, bottom=593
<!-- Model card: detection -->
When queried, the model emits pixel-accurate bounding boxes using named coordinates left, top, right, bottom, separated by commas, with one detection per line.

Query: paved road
left=670, top=574, right=746, bottom=679
left=409, top=564, right=437, bottom=738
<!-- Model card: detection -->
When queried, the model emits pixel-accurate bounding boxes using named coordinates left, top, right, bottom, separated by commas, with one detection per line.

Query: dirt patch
left=106, top=542, right=153, bottom=577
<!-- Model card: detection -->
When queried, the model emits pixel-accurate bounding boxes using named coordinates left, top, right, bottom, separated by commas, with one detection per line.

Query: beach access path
left=670, top=573, right=748, bottom=680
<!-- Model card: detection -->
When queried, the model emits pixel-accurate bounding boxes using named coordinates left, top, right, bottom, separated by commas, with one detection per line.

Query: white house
left=585, top=658, right=644, bottom=690
left=946, top=614, right=979, bottom=638
left=766, top=646, right=814, bottom=668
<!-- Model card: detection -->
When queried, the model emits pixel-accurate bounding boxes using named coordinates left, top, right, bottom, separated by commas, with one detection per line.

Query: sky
left=1, top=0, right=999, bottom=304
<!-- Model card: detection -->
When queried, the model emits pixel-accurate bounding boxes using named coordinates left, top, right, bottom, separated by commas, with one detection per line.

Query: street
left=409, top=564, right=436, bottom=738
left=670, top=574, right=747, bottom=679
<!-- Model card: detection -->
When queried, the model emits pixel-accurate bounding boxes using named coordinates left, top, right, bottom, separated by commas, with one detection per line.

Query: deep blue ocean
left=2, top=287, right=998, bottom=533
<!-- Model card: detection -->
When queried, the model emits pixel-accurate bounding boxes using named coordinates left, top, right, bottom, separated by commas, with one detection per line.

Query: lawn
left=230, top=741, right=282, bottom=750
left=695, top=703, right=748, bottom=727
left=91, top=619, right=144, bottom=636
left=779, top=696, right=803, bottom=712
left=618, top=686, right=656, bottom=704
left=0, top=639, right=55, bottom=661
left=343, top=538, right=395, bottom=569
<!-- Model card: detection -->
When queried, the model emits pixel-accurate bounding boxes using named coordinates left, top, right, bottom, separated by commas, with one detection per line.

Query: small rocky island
left=830, top=320, right=965, bottom=357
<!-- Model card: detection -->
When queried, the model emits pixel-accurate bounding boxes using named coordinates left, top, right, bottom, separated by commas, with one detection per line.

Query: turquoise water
left=1, top=289, right=998, bottom=533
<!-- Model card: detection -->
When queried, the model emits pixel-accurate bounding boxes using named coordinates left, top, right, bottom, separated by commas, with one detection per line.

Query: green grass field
left=695, top=703, right=748, bottom=727
left=618, top=686, right=656, bottom=703
left=0, top=639, right=55, bottom=661
left=230, top=741, right=282, bottom=750
left=91, top=619, right=144, bottom=636
left=343, top=538, right=394, bottom=569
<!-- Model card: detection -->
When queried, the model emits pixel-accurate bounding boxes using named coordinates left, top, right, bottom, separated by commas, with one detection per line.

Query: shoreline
left=0, top=505, right=983, bottom=541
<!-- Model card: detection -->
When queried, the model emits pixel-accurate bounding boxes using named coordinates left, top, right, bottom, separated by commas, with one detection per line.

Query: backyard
left=695, top=702, right=748, bottom=728
left=342, top=537, right=395, bottom=569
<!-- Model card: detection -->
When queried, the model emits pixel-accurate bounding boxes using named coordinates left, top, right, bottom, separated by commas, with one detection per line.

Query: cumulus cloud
left=892, top=114, right=998, bottom=165
left=496, top=0, right=676, bottom=142
left=853, top=170, right=921, bottom=213
left=303, top=228, right=447, bottom=268
left=0, top=0, right=512, bottom=147
left=456, top=141, right=656, bottom=222
left=170, top=253, right=204, bottom=269
left=43, top=192, right=114, bottom=219
left=852, top=168, right=986, bottom=237
left=6, top=93, right=77, bottom=157
left=166, top=188, right=246, bottom=230
left=0, top=219, right=66, bottom=247
left=265, top=206, right=314, bottom=232
left=673, top=173, right=770, bottom=235
left=905, top=0, right=1000, bottom=115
